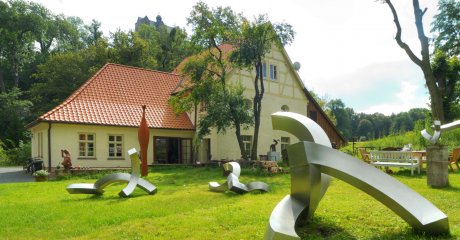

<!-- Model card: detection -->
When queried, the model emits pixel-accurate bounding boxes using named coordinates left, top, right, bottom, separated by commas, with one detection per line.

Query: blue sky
left=31, top=0, right=438, bottom=115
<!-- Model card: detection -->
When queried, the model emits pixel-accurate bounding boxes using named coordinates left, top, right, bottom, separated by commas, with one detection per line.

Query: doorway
left=154, top=137, right=192, bottom=164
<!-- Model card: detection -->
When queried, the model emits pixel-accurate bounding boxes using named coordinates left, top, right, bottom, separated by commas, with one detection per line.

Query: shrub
left=0, top=141, right=9, bottom=166
left=5, top=141, right=31, bottom=166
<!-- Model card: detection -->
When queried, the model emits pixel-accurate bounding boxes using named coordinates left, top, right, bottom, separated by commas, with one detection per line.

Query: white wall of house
left=29, top=122, right=194, bottom=169
left=198, top=45, right=309, bottom=161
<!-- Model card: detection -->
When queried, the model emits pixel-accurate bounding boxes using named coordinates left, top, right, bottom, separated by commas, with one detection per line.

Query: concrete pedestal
left=426, top=144, right=449, bottom=188
left=267, top=151, right=281, bottom=161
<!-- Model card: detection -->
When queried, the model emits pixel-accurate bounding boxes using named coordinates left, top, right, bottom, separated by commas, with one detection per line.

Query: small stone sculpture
left=209, top=162, right=269, bottom=194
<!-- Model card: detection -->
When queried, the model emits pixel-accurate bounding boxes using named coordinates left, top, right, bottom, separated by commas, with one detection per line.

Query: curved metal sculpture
left=66, top=148, right=157, bottom=197
left=265, top=112, right=449, bottom=239
left=422, top=119, right=460, bottom=143
left=209, top=162, right=269, bottom=194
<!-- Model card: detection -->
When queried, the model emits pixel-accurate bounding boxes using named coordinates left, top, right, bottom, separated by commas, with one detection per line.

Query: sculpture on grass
left=139, top=105, right=150, bottom=176
left=265, top=112, right=449, bottom=239
left=66, top=148, right=157, bottom=197
left=209, top=162, right=269, bottom=194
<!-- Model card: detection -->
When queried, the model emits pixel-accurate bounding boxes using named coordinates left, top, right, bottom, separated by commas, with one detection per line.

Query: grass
left=0, top=166, right=459, bottom=239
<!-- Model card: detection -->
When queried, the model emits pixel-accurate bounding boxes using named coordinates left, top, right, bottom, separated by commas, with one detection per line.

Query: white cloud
left=361, top=81, right=429, bottom=115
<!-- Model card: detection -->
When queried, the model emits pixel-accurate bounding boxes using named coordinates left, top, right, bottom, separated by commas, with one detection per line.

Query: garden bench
left=369, top=150, right=420, bottom=175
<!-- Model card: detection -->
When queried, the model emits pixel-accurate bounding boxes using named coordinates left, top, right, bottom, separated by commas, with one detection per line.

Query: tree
left=357, top=119, right=373, bottom=139
left=0, top=0, right=38, bottom=91
left=29, top=40, right=109, bottom=115
left=327, top=99, right=352, bottom=140
left=109, top=30, right=158, bottom=69
left=431, top=50, right=460, bottom=121
left=170, top=2, right=253, bottom=160
left=137, top=24, right=193, bottom=72
left=230, top=15, right=294, bottom=160
left=431, top=0, right=460, bottom=57
left=382, top=0, right=445, bottom=122
left=0, top=88, right=32, bottom=148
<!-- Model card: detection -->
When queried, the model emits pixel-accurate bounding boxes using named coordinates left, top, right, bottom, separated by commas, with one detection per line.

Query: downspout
left=47, top=122, right=52, bottom=171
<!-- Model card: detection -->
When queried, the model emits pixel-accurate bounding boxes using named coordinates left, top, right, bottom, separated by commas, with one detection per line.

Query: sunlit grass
left=0, top=166, right=458, bottom=239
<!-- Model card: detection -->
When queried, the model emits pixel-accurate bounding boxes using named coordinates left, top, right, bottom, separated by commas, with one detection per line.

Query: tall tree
left=431, top=50, right=460, bottom=121
left=230, top=15, right=294, bottom=160
left=0, top=88, right=32, bottom=148
left=170, top=2, right=253, bottom=160
left=109, top=30, right=157, bottom=69
left=381, top=0, right=445, bottom=122
left=431, top=0, right=460, bottom=57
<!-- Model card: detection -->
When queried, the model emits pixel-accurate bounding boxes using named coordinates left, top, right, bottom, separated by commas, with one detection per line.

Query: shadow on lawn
left=296, top=216, right=354, bottom=239
left=297, top=217, right=455, bottom=240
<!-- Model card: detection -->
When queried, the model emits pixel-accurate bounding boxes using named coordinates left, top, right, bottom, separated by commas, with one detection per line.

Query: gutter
left=47, top=122, right=51, bottom=171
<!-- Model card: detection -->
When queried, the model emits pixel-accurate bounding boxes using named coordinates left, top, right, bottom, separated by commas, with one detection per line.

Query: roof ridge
left=108, top=63, right=182, bottom=77
left=39, top=63, right=111, bottom=120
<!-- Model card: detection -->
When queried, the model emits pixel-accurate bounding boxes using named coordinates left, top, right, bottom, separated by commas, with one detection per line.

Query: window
left=262, top=63, right=267, bottom=79
left=309, top=110, right=318, bottom=122
left=242, top=135, right=252, bottom=158
left=281, top=137, right=290, bottom=151
left=181, top=139, right=192, bottom=164
left=108, top=135, right=123, bottom=158
left=37, top=132, right=43, bottom=158
left=79, top=133, right=95, bottom=157
left=281, top=105, right=290, bottom=112
left=270, top=64, right=277, bottom=80
left=200, top=101, right=208, bottom=112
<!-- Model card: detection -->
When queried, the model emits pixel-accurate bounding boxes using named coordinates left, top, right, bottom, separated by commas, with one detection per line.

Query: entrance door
left=154, top=137, right=192, bottom=164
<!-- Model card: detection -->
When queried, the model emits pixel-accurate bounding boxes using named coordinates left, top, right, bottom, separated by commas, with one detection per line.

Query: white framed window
left=281, top=137, right=290, bottom=151
left=270, top=64, right=277, bottom=80
left=181, top=138, right=192, bottom=164
left=262, top=63, right=267, bottom=79
left=242, top=135, right=253, bottom=158
left=79, top=133, right=95, bottom=157
left=108, top=135, right=123, bottom=158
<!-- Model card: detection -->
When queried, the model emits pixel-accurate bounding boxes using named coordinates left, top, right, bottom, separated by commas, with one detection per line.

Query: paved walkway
left=0, top=167, right=34, bottom=183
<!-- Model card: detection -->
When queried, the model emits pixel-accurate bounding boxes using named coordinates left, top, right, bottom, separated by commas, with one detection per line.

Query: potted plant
left=33, top=170, right=49, bottom=182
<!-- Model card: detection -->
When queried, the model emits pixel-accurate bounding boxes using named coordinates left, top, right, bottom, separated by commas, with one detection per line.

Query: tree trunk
left=385, top=0, right=446, bottom=122
left=234, top=124, right=247, bottom=161
left=251, top=61, right=264, bottom=160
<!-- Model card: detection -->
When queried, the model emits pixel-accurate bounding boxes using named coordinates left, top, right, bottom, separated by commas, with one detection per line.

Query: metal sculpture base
left=265, top=112, right=449, bottom=239
left=209, top=162, right=269, bottom=194
left=66, top=148, right=157, bottom=197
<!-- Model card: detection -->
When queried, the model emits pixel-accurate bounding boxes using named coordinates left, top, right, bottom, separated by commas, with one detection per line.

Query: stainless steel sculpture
left=66, top=148, right=157, bottom=197
left=422, top=119, right=460, bottom=143
left=209, top=162, right=269, bottom=194
left=265, top=112, right=449, bottom=239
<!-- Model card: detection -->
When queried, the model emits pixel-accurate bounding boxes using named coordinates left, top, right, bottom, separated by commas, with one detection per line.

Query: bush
left=4, top=141, right=31, bottom=166
left=0, top=141, right=9, bottom=166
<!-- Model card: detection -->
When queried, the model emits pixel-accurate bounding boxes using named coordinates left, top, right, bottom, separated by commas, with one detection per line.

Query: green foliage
left=0, top=141, right=9, bottom=166
left=0, top=88, right=32, bottom=146
left=229, top=14, right=294, bottom=160
left=0, top=167, right=459, bottom=239
left=431, top=0, right=460, bottom=57
left=431, top=50, right=460, bottom=122
left=4, top=141, right=31, bottom=166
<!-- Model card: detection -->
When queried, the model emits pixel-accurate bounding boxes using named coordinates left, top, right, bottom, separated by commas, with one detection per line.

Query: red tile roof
left=34, top=63, right=194, bottom=130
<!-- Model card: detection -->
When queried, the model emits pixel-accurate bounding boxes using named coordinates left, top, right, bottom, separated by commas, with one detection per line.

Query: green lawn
left=0, top=166, right=459, bottom=239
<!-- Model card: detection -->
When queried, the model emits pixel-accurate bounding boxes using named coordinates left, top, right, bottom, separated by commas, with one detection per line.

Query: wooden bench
left=369, top=150, right=420, bottom=175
